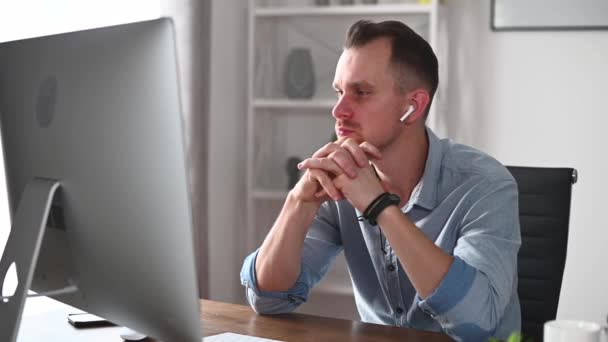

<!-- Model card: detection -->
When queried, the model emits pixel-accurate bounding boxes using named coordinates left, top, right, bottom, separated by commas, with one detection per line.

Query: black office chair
left=506, top=166, right=577, bottom=342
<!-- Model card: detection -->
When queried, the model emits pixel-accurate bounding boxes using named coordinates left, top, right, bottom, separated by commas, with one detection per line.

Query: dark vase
left=284, top=48, right=315, bottom=99
left=286, top=157, right=302, bottom=189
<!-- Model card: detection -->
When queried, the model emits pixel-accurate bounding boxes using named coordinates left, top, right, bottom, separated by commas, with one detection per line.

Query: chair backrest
left=506, top=166, right=576, bottom=342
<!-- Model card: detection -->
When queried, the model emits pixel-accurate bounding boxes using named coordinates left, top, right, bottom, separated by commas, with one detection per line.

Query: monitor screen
left=0, top=18, right=201, bottom=341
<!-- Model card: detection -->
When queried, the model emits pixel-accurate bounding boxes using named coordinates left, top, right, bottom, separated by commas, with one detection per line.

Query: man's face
left=332, top=37, right=408, bottom=150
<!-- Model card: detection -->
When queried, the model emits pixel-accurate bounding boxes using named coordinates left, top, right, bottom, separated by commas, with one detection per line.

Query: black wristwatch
left=363, top=192, right=401, bottom=226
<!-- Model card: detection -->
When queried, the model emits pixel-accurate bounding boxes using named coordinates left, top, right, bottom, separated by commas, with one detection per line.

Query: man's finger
left=340, top=139, right=368, bottom=168
left=312, top=142, right=339, bottom=159
left=310, top=169, right=342, bottom=201
left=328, top=150, right=358, bottom=178
left=312, top=136, right=349, bottom=158
left=298, top=158, right=343, bottom=176
left=314, top=189, right=331, bottom=202
left=359, top=141, right=382, bottom=160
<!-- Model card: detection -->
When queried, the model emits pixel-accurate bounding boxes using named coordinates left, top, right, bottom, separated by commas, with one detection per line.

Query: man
left=240, top=20, right=521, bottom=341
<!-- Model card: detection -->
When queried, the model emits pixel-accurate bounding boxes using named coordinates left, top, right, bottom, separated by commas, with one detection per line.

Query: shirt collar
left=407, top=126, right=442, bottom=211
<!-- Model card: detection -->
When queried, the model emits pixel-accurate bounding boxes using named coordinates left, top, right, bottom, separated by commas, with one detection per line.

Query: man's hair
left=344, top=20, right=438, bottom=100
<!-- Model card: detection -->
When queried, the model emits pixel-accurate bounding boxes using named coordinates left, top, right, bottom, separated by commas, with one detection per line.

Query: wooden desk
left=18, top=299, right=453, bottom=341
left=200, top=300, right=452, bottom=342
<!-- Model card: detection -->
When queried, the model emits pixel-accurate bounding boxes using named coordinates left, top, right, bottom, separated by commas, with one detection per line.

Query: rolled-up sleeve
left=240, top=201, right=343, bottom=314
left=419, top=179, right=521, bottom=341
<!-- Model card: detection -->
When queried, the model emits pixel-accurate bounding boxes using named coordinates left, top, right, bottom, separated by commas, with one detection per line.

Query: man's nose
left=332, top=96, right=353, bottom=120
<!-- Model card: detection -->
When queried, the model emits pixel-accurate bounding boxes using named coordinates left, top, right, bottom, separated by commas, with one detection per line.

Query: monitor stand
left=119, top=327, right=148, bottom=341
left=0, top=178, right=60, bottom=342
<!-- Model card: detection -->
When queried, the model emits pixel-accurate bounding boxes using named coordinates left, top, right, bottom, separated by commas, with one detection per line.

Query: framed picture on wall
left=492, top=0, right=608, bottom=31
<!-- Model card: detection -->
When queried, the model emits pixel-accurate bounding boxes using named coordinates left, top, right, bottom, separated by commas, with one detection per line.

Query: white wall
left=444, top=0, right=608, bottom=323
left=0, top=0, right=160, bottom=42
left=207, top=0, right=249, bottom=303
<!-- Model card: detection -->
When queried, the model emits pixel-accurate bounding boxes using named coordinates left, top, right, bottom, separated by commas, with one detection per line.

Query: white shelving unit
left=254, top=4, right=433, bottom=16
left=246, top=0, right=442, bottom=302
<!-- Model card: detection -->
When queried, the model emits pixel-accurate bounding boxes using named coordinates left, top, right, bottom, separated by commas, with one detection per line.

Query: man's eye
left=334, top=89, right=343, bottom=97
left=357, top=90, right=370, bottom=96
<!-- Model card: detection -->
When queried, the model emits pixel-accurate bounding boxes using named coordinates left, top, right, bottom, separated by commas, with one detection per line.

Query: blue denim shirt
left=240, top=128, right=521, bottom=342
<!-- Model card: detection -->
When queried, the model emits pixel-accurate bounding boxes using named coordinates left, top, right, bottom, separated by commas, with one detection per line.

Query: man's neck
left=372, top=127, right=429, bottom=206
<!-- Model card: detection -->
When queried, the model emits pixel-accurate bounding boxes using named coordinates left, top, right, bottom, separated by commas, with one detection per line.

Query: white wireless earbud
left=400, top=105, right=415, bottom=122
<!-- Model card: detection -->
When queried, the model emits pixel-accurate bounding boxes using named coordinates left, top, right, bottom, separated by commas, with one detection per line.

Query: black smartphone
left=67, top=313, right=116, bottom=328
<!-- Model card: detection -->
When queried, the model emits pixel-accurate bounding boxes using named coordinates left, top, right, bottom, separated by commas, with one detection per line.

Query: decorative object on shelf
left=314, top=0, right=330, bottom=5
left=286, top=157, right=303, bottom=189
left=340, top=0, right=355, bottom=5
left=282, top=23, right=341, bottom=97
left=284, top=48, right=316, bottom=99
left=361, top=0, right=378, bottom=4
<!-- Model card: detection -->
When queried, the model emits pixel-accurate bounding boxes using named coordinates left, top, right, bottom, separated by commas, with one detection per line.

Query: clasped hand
left=292, top=137, right=385, bottom=212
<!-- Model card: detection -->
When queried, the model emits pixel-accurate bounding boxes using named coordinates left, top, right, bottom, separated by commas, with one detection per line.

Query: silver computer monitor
left=0, top=18, right=201, bottom=341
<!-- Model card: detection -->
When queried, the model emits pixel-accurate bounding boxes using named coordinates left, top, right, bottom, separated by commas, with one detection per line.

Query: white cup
left=544, top=319, right=607, bottom=342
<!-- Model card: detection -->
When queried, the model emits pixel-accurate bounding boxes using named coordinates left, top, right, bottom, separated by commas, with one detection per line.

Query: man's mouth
left=337, top=127, right=354, bottom=137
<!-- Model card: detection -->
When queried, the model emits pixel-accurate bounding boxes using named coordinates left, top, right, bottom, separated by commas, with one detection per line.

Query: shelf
left=254, top=98, right=336, bottom=109
left=253, top=189, right=289, bottom=200
left=254, top=4, right=432, bottom=17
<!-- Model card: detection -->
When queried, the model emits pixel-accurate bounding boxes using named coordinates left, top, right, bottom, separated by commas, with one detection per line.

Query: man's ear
left=401, top=88, right=430, bottom=124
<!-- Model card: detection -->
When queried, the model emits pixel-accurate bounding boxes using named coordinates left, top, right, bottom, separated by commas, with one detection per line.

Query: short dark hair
left=344, top=20, right=438, bottom=100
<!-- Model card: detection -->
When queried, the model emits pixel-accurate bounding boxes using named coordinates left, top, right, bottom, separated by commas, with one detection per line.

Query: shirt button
left=422, top=308, right=436, bottom=318
left=387, top=264, right=396, bottom=272
left=396, top=307, right=404, bottom=315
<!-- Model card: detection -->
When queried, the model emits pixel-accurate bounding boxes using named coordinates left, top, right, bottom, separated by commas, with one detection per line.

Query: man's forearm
left=255, top=193, right=320, bottom=292
left=377, top=206, right=453, bottom=299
